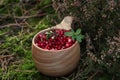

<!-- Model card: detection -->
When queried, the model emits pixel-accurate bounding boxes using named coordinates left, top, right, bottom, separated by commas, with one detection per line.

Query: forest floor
left=0, top=0, right=120, bottom=80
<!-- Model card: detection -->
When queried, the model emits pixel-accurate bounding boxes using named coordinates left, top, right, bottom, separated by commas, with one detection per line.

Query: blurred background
left=0, top=0, right=120, bottom=80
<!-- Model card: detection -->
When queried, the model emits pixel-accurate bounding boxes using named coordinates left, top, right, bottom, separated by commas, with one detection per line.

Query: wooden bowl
left=32, top=16, right=80, bottom=76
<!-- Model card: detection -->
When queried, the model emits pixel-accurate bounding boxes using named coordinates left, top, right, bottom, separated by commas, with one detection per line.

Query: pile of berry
left=35, top=29, right=75, bottom=50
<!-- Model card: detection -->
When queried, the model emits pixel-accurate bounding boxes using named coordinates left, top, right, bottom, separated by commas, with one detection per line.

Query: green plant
left=64, top=28, right=84, bottom=43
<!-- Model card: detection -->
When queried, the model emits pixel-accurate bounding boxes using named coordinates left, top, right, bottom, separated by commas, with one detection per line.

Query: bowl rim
left=32, top=27, right=79, bottom=52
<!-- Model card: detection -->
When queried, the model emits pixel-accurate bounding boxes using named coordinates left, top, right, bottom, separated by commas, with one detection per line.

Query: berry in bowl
left=35, top=29, right=76, bottom=50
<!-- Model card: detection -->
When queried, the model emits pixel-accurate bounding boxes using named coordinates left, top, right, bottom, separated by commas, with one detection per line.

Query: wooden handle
left=55, top=16, right=74, bottom=30
left=60, top=16, right=73, bottom=30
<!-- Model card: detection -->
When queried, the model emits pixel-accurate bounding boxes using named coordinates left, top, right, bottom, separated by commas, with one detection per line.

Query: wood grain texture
left=32, top=16, right=80, bottom=76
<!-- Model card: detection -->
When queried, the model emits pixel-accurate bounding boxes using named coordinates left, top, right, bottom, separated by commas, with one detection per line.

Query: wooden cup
left=32, top=16, right=80, bottom=76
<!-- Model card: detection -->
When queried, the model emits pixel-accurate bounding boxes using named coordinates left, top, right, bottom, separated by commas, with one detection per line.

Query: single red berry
left=42, top=34, right=46, bottom=39
left=67, top=37, right=72, bottom=43
left=38, top=33, right=43, bottom=38
left=65, top=43, right=70, bottom=48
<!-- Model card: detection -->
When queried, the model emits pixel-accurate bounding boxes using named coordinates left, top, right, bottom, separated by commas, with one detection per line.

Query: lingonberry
left=35, top=29, right=76, bottom=50
left=67, top=38, right=72, bottom=43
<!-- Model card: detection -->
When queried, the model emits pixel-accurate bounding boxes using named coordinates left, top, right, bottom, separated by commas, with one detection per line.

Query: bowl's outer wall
left=32, top=39, right=80, bottom=76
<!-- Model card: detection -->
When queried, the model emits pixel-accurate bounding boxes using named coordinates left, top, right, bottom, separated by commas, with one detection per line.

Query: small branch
left=0, top=32, right=9, bottom=36
left=14, top=70, right=37, bottom=73
left=14, top=13, right=46, bottom=19
left=85, top=33, right=96, bottom=52
left=10, top=60, right=24, bottom=65
left=0, top=48, right=10, bottom=55
left=87, top=70, right=100, bottom=80
left=0, top=23, right=26, bottom=29
left=0, top=13, right=46, bottom=21
left=0, top=54, right=15, bottom=59
left=61, top=77, right=70, bottom=80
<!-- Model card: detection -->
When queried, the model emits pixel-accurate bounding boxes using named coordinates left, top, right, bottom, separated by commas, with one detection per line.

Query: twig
left=0, top=13, right=46, bottom=29
left=14, top=13, right=46, bottom=19
left=85, top=33, right=96, bottom=52
left=10, top=60, right=24, bottom=65
left=0, top=54, right=15, bottom=59
left=0, top=32, right=9, bottom=36
left=0, top=13, right=46, bottom=21
left=0, top=23, right=26, bottom=29
left=41, top=4, right=52, bottom=10
left=0, top=48, right=10, bottom=55
left=14, top=70, right=37, bottom=73
left=24, top=20, right=33, bottom=29
left=61, top=77, right=70, bottom=80
left=87, top=70, right=100, bottom=80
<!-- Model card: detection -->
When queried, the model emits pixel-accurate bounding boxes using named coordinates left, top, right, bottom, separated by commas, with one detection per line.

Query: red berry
left=40, top=42, right=44, bottom=46
left=42, top=34, right=46, bottom=39
left=35, top=29, right=76, bottom=50
left=38, top=33, right=42, bottom=38
left=67, top=37, right=72, bottom=43
left=57, top=46, right=61, bottom=50
left=65, top=43, right=70, bottom=48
